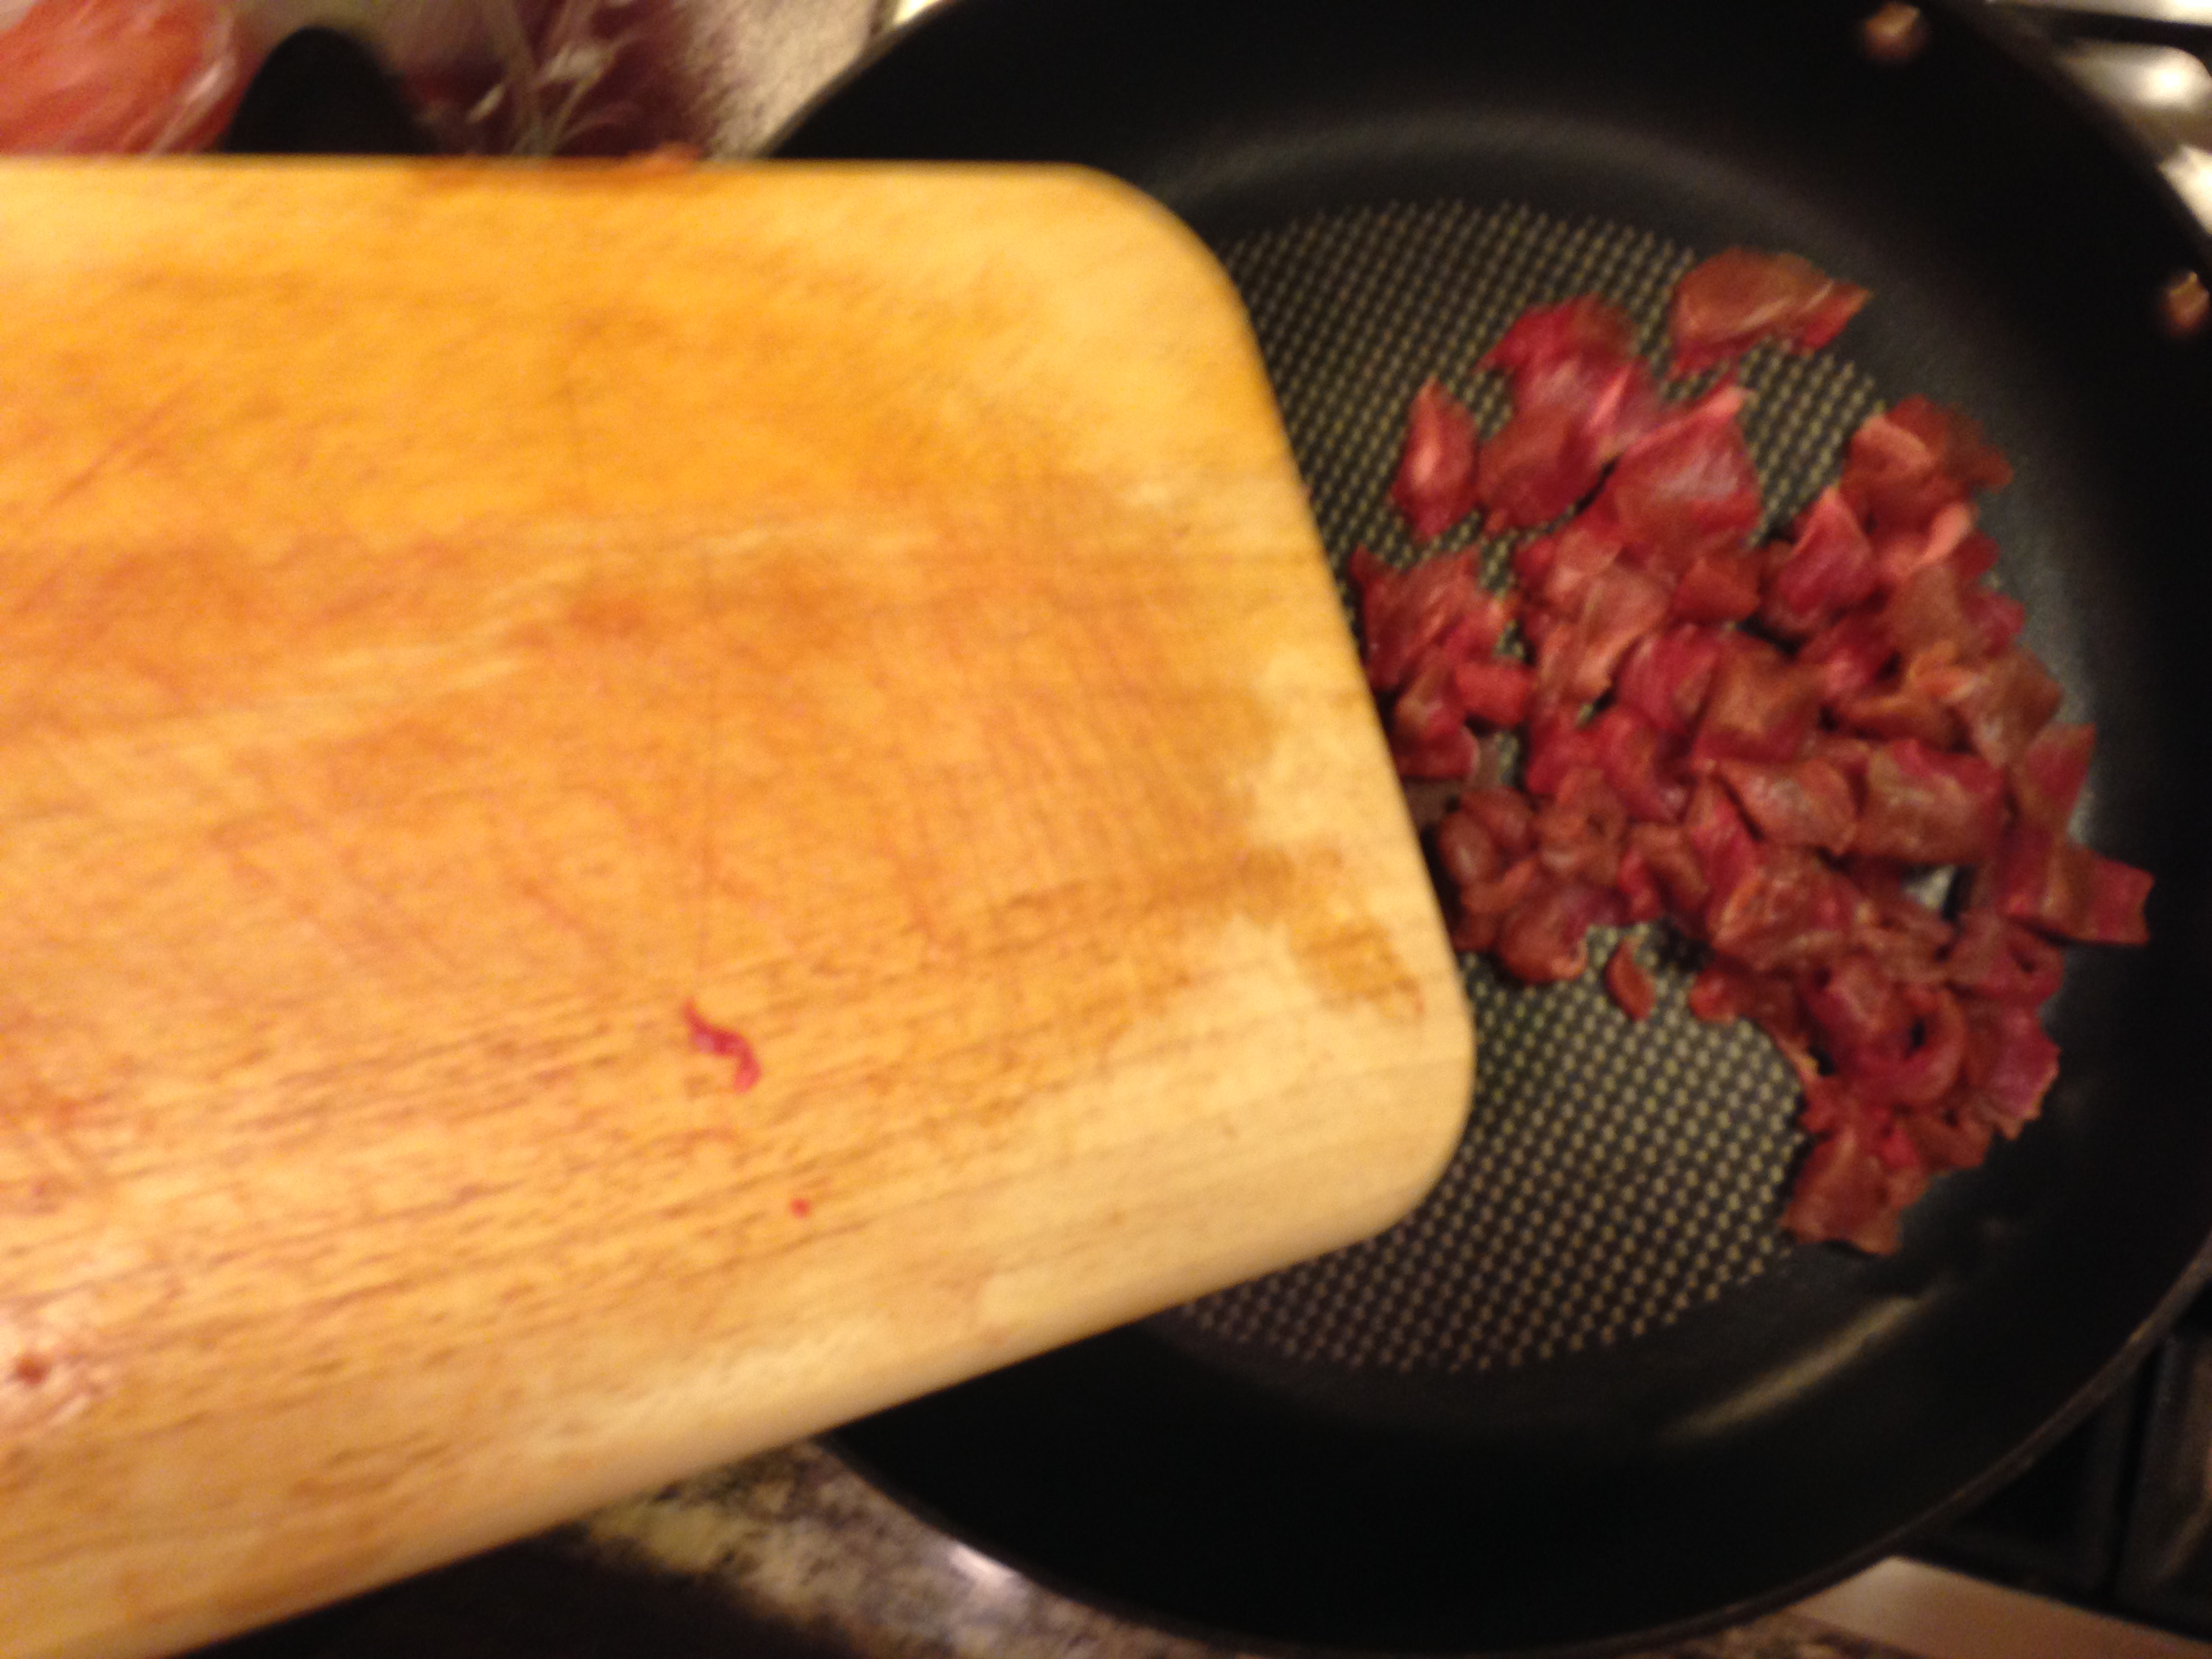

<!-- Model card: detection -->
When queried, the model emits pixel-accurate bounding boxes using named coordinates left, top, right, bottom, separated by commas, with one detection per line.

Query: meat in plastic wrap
left=0, top=0, right=245, bottom=153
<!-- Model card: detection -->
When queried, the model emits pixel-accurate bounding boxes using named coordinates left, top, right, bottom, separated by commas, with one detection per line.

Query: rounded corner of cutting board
left=1420, top=982, right=1480, bottom=1175
left=1024, top=161, right=1244, bottom=279
left=1056, top=164, right=1273, bottom=362
left=817, top=162, right=1269, bottom=380
left=1348, top=962, right=1481, bottom=1244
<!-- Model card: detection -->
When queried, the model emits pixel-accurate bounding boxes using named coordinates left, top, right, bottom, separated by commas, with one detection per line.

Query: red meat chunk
left=1517, top=513, right=1624, bottom=613
left=1498, top=877, right=1622, bottom=983
left=1705, top=844, right=1854, bottom=972
left=1906, top=1103, right=1996, bottom=1175
left=1687, top=960, right=1759, bottom=1023
left=1351, top=549, right=1508, bottom=691
left=1961, top=586, right=2028, bottom=657
left=1535, top=564, right=1672, bottom=704
left=1617, top=624, right=1725, bottom=738
left=1384, top=275, right=2148, bottom=1258
left=1782, top=1121, right=1923, bottom=1254
left=1717, top=757, right=1856, bottom=855
left=1520, top=699, right=1599, bottom=799
left=1835, top=685, right=1965, bottom=750
left=1871, top=500, right=1978, bottom=592
left=1685, top=777, right=1761, bottom=909
left=1881, top=556, right=1994, bottom=665
left=1436, top=803, right=1512, bottom=890
left=1763, top=487, right=1877, bottom=639
left=2009, top=723, right=2093, bottom=832
left=1484, top=300, right=1666, bottom=462
left=1389, top=654, right=1482, bottom=779
left=1600, top=386, right=1764, bottom=571
left=1349, top=547, right=1528, bottom=779
left=1477, top=298, right=1666, bottom=529
left=1453, top=657, right=1537, bottom=728
left=1693, top=636, right=1826, bottom=765
left=1800, top=613, right=1894, bottom=703
left=1670, top=248, right=1870, bottom=373
left=1605, top=941, right=1658, bottom=1020
left=1959, top=998, right=2061, bottom=1131
left=1845, top=867, right=1956, bottom=985
left=1477, top=405, right=1602, bottom=531
left=1988, top=824, right=2152, bottom=945
left=1945, top=907, right=2065, bottom=1006
left=1480, top=409, right=1589, bottom=529
left=1486, top=295, right=1638, bottom=398
left=1614, top=844, right=1668, bottom=923
left=1535, top=766, right=1629, bottom=886
left=1460, top=786, right=1537, bottom=856
left=1673, top=545, right=1766, bottom=624
left=1449, top=859, right=1542, bottom=952
left=1841, top=396, right=2012, bottom=533
left=1854, top=983, right=1969, bottom=1109
left=1391, top=380, right=1484, bottom=540
left=1942, top=649, right=2062, bottom=769
left=1704, top=966, right=1816, bottom=1071
left=1630, top=821, right=1711, bottom=916
left=1591, top=704, right=1690, bottom=823
left=1853, top=741, right=2005, bottom=865
left=1802, top=954, right=1912, bottom=1071
left=1390, top=726, right=1481, bottom=781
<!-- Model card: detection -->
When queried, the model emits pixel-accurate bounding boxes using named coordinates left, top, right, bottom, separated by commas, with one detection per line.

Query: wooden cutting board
left=0, top=160, right=1471, bottom=1659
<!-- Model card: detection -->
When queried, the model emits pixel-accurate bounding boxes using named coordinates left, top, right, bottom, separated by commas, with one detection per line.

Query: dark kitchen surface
left=173, top=5, right=2212, bottom=1659
left=190, top=1274, right=2212, bottom=1659
left=180, top=1303, right=2212, bottom=1659
left=190, top=1439, right=1917, bottom=1659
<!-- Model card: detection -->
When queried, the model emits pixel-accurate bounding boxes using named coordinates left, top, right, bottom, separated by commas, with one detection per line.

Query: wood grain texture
left=0, top=160, right=1472, bottom=1659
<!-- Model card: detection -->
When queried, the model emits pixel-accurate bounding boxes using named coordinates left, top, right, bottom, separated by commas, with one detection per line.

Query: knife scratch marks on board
left=550, top=333, right=602, bottom=520
left=691, top=536, right=725, bottom=988
left=5, top=558, right=130, bottom=708
left=0, top=1122, right=99, bottom=1218
left=203, top=816, right=369, bottom=981
left=508, top=867, right=612, bottom=963
left=0, top=1021, right=117, bottom=1203
left=37, top=389, right=188, bottom=516
left=210, top=782, right=461, bottom=979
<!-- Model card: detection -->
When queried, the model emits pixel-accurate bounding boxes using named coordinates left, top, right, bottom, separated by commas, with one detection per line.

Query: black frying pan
left=775, top=1, right=2212, bottom=1653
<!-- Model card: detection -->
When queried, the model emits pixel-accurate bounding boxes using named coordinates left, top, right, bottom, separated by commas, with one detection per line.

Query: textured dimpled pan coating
left=1172, top=201, right=1889, bottom=1374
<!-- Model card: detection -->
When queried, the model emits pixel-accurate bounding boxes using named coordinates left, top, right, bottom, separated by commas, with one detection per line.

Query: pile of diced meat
left=1355, top=249, right=2152, bottom=1255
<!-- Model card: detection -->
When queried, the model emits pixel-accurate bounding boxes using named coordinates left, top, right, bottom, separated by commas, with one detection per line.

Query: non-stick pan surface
left=779, top=1, right=2212, bottom=1651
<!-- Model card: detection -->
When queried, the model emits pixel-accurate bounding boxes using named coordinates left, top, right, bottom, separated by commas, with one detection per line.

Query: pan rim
left=828, top=1241, right=2212, bottom=1658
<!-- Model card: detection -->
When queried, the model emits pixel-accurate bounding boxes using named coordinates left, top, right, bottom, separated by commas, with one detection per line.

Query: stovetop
left=186, top=5, right=2212, bottom=1658
left=195, top=1438, right=1917, bottom=1659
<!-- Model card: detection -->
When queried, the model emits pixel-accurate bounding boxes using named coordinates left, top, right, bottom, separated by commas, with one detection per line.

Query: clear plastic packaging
left=0, top=0, right=247, bottom=153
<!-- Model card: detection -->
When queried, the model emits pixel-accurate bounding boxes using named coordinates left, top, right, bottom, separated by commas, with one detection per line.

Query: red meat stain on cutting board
left=0, top=1305, right=112, bottom=1447
left=682, top=1000, right=760, bottom=1091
